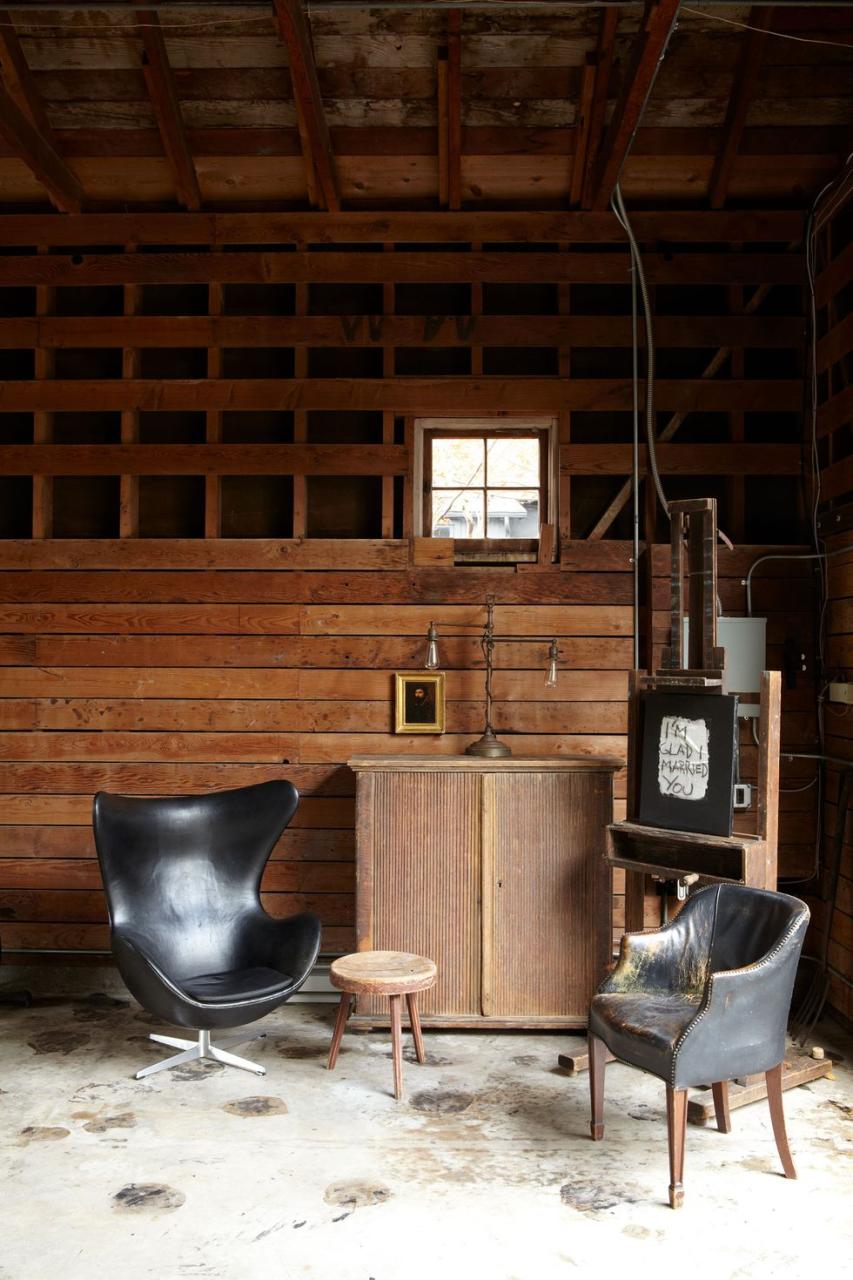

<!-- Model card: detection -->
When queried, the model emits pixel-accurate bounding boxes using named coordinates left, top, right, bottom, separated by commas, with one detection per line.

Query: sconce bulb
left=425, top=625, right=439, bottom=670
left=545, top=640, right=558, bottom=688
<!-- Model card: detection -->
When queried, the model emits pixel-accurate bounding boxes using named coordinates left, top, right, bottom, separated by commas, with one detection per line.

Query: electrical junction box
left=829, top=682, right=853, bottom=705
left=683, top=616, right=767, bottom=695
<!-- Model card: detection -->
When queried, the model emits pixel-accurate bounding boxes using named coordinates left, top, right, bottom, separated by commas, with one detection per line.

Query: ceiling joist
left=0, top=9, right=85, bottom=213
left=708, top=5, right=774, bottom=210
left=589, top=0, right=682, bottom=211
left=273, top=0, right=340, bottom=212
left=137, top=7, right=202, bottom=211
left=577, top=6, right=619, bottom=211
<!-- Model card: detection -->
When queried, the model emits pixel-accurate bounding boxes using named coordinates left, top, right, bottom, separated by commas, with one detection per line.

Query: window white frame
left=412, top=416, right=559, bottom=538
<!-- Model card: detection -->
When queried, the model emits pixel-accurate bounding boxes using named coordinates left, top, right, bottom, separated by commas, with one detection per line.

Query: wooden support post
left=204, top=281, right=222, bottom=539
left=120, top=265, right=140, bottom=538
left=757, top=669, right=781, bottom=889
left=727, top=279, right=746, bottom=540
left=32, top=250, right=53, bottom=539
left=437, top=47, right=449, bottom=208
left=447, top=10, right=462, bottom=211
left=382, top=245, right=395, bottom=539
left=558, top=246, right=571, bottom=545
left=292, top=281, right=308, bottom=537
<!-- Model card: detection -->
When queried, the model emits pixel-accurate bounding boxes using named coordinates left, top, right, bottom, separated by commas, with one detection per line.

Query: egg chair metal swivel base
left=137, top=1028, right=269, bottom=1079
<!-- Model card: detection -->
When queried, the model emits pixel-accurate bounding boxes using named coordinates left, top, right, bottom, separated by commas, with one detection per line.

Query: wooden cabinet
left=348, top=755, right=618, bottom=1029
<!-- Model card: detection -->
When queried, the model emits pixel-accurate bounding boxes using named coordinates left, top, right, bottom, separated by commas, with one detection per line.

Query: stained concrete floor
left=1, top=982, right=851, bottom=1280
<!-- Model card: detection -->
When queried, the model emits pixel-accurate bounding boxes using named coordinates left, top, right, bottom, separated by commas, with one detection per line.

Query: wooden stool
left=327, top=951, right=438, bottom=1099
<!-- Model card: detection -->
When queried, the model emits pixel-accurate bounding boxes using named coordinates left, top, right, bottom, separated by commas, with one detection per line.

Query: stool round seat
left=330, top=950, right=437, bottom=996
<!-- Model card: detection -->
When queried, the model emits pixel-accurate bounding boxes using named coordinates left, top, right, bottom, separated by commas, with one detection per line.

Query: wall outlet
left=829, top=682, right=853, bottom=705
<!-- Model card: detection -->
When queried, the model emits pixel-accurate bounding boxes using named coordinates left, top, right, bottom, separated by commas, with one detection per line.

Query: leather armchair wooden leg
left=766, top=1062, right=797, bottom=1179
left=666, top=1085, right=688, bottom=1208
left=589, top=1032, right=606, bottom=1140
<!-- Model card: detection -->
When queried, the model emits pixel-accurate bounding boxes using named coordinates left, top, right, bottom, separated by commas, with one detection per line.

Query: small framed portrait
left=394, top=671, right=446, bottom=735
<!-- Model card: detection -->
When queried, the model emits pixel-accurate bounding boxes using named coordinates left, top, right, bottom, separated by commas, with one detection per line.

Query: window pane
left=486, top=436, right=540, bottom=487
left=432, top=489, right=484, bottom=539
left=432, top=437, right=485, bottom=487
left=486, top=489, right=539, bottom=538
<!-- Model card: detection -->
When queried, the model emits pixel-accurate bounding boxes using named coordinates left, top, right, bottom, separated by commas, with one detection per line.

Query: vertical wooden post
left=727, top=276, right=746, bottom=540
left=558, top=244, right=571, bottom=547
left=382, top=245, right=395, bottom=538
left=757, top=669, right=781, bottom=889
left=447, top=10, right=462, bottom=211
left=120, top=252, right=140, bottom=538
left=32, top=245, right=53, bottom=538
left=292, top=280, right=308, bottom=537
left=205, top=280, right=222, bottom=538
left=470, top=241, right=482, bottom=377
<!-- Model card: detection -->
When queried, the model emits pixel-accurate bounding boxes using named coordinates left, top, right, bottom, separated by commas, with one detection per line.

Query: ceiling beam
left=0, top=8, right=85, bottom=212
left=708, top=6, right=774, bottom=210
left=578, top=6, right=619, bottom=210
left=137, top=7, right=202, bottom=211
left=0, top=81, right=84, bottom=213
left=273, top=0, right=340, bottom=212
left=589, top=0, right=682, bottom=211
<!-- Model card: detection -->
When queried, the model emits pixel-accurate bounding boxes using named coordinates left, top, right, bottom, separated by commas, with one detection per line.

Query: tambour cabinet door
left=356, top=770, right=482, bottom=1019
left=483, top=770, right=612, bottom=1022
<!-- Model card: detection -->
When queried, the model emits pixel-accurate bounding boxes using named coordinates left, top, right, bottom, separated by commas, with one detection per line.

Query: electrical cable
left=611, top=183, right=668, bottom=524
left=681, top=6, right=853, bottom=52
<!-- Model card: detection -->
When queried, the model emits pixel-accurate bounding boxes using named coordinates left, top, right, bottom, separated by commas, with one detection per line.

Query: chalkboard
left=637, top=691, right=738, bottom=837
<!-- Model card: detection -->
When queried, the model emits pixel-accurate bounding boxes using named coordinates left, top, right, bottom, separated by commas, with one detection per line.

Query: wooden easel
left=559, top=499, right=832, bottom=1120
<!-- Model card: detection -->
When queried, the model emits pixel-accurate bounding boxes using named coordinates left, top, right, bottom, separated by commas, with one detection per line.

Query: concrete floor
left=1, top=982, right=851, bottom=1280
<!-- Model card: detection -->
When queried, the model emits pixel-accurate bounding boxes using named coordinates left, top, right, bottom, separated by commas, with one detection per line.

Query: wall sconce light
left=424, top=596, right=560, bottom=758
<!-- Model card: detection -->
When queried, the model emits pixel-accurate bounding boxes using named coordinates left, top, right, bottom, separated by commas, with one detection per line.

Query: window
left=415, top=418, right=557, bottom=550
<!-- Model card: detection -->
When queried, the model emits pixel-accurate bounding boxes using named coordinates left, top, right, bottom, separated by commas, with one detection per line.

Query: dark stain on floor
left=83, top=1112, right=136, bottom=1134
left=385, top=1046, right=452, bottom=1066
left=409, top=1089, right=474, bottom=1115
left=27, top=1030, right=91, bottom=1056
left=113, top=1183, right=185, bottom=1213
left=170, top=1059, right=223, bottom=1082
left=19, top=1126, right=70, bottom=1144
left=73, top=994, right=130, bottom=1022
left=324, top=1180, right=391, bottom=1211
left=275, top=1044, right=324, bottom=1060
left=222, top=1096, right=288, bottom=1117
left=560, top=1179, right=639, bottom=1213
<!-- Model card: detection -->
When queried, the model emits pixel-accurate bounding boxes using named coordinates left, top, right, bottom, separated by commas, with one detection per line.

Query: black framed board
left=637, top=691, right=738, bottom=837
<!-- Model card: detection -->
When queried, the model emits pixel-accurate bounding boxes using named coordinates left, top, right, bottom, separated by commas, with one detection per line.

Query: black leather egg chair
left=588, top=883, right=809, bottom=1208
left=93, top=781, right=322, bottom=1079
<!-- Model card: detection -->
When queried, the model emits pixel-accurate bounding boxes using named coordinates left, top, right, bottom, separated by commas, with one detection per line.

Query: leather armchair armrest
left=671, top=913, right=808, bottom=1087
left=600, top=920, right=709, bottom=997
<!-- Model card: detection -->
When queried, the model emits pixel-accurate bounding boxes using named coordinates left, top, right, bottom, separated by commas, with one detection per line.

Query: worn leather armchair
left=588, top=883, right=809, bottom=1207
left=94, top=781, right=322, bottom=1079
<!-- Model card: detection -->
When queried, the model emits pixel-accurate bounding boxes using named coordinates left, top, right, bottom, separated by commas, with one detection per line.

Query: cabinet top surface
left=348, top=754, right=623, bottom=773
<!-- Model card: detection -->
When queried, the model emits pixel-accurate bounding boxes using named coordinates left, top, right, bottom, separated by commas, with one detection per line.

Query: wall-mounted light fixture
left=425, top=595, right=560, bottom=758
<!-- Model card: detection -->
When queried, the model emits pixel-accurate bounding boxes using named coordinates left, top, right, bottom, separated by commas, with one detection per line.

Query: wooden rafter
left=137, top=8, right=202, bottom=211
left=708, top=6, right=774, bottom=210
left=0, top=10, right=84, bottom=213
left=577, top=7, right=619, bottom=210
left=589, top=0, right=681, bottom=211
left=273, top=0, right=339, bottom=212
left=0, top=81, right=84, bottom=214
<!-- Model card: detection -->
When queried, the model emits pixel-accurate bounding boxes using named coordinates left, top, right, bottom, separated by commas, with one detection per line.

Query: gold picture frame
left=394, top=671, right=446, bottom=734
